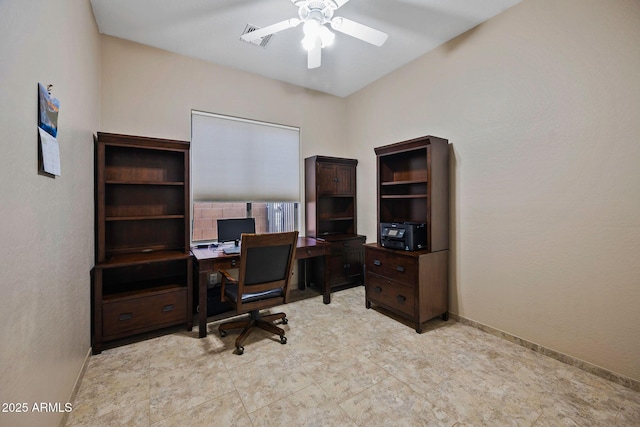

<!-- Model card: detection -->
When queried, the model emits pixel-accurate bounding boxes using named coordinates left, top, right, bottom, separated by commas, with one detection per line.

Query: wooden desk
left=191, top=236, right=329, bottom=338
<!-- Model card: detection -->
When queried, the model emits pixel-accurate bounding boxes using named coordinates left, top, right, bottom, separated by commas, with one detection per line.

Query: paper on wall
left=38, top=126, right=61, bottom=176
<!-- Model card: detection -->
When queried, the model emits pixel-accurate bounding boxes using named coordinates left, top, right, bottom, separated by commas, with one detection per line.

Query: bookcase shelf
left=106, top=181, right=185, bottom=185
left=105, top=215, right=185, bottom=221
left=380, top=194, right=428, bottom=199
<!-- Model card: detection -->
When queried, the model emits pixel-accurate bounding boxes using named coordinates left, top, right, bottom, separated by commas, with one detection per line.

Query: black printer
left=380, top=222, right=427, bottom=251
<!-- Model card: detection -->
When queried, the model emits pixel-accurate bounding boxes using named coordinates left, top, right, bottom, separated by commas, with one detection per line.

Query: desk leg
left=297, top=259, right=307, bottom=290
left=322, top=255, right=330, bottom=305
left=186, top=258, right=193, bottom=331
left=198, top=268, right=208, bottom=338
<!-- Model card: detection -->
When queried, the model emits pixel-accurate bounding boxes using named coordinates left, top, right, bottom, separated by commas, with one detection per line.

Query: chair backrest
left=235, top=231, right=298, bottom=313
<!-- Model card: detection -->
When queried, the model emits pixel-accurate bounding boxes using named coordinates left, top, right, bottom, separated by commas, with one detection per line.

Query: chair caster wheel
left=280, top=336, right=287, bottom=345
left=236, top=346, right=244, bottom=355
left=282, top=317, right=288, bottom=325
left=220, top=330, right=227, bottom=337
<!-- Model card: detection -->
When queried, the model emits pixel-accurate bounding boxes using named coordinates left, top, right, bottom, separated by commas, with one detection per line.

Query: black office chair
left=218, top=231, right=298, bottom=355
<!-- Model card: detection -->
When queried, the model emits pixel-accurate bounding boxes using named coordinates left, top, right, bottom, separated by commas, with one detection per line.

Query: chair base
left=218, top=310, right=287, bottom=354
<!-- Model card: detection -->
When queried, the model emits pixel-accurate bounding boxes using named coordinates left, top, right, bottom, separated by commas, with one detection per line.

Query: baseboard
left=58, top=347, right=92, bottom=427
left=449, top=313, right=640, bottom=393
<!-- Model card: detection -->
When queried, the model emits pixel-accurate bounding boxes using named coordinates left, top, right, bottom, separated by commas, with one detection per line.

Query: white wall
left=0, top=0, right=100, bottom=425
left=346, top=0, right=640, bottom=381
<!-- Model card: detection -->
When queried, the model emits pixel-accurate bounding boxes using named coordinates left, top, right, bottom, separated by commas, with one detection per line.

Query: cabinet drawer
left=297, top=245, right=327, bottom=260
left=213, top=257, right=239, bottom=270
left=366, top=273, right=415, bottom=317
left=365, top=250, right=417, bottom=286
left=103, top=289, right=187, bottom=337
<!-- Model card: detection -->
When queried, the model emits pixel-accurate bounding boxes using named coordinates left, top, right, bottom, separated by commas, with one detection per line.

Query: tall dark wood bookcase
left=305, top=156, right=365, bottom=304
left=92, top=132, right=192, bottom=354
left=364, top=136, right=450, bottom=332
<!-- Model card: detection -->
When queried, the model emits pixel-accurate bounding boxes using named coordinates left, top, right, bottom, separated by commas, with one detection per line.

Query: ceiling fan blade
left=241, top=18, right=301, bottom=42
left=307, top=39, right=322, bottom=69
left=330, top=17, right=388, bottom=47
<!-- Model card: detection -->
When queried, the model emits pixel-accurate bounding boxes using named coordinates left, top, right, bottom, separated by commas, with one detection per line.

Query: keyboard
left=223, top=246, right=241, bottom=255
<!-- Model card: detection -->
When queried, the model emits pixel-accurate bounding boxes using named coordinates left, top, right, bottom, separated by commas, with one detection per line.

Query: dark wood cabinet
left=365, top=244, right=448, bottom=332
left=316, top=162, right=355, bottom=195
left=323, top=233, right=366, bottom=284
left=305, top=156, right=365, bottom=303
left=365, top=136, right=449, bottom=331
left=92, top=133, right=192, bottom=354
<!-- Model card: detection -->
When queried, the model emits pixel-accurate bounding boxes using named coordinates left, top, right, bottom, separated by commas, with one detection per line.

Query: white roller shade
left=191, top=111, right=300, bottom=202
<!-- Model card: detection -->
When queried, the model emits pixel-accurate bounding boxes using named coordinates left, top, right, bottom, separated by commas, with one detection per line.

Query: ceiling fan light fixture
left=302, top=19, right=320, bottom=37
left=301, top=23, right=334, bottom=50
left=301, top=20, right=320, bottom=50
left=301, top=34, right=316, bottom=51
left=319, top=25, right=335, bottom=47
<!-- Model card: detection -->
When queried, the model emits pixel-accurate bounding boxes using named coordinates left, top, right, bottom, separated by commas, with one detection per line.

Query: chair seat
left=224, top=284, right=284, bottom=304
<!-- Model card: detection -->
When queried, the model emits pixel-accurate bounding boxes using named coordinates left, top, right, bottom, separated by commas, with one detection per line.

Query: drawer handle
left=231, top=259, right=237, bottom=267
left=373, top=259, right=381, bottom=266
left=396, top=295, right=406, bottom=303
left=307, top=249, right=312, bottom=255
left=119, top=313, right=133, bottom=321
left=396, top=265, right=405, bottom=273
left=162, top=304, right=174, bottom=312
left=374, top=286, right=382, bottom=294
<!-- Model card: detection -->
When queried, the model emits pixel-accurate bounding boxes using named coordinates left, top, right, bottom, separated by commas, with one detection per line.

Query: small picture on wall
left=38, top=83, right=59, bottom=137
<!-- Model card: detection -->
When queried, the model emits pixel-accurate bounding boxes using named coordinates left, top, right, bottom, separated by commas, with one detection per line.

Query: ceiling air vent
left=241, top=24, right=274, bottom=48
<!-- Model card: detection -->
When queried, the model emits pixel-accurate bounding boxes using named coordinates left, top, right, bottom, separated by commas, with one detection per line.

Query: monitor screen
left=217, top=218, right=256, bottom=243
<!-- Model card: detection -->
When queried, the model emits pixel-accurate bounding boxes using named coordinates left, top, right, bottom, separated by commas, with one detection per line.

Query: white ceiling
left=90, top=0, right=522, bottom=97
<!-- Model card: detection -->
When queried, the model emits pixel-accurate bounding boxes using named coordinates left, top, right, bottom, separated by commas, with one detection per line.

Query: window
left=190, top=111, right=300, bottom=243
left=192, top=202, right=298, bottom=242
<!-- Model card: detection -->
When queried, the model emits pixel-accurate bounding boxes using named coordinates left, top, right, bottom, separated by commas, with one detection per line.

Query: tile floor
left=66, top=286, right=640, bottom=426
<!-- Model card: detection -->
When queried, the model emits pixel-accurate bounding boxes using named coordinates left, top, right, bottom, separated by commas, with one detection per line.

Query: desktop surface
left=222, top=245, right=241, bottom=255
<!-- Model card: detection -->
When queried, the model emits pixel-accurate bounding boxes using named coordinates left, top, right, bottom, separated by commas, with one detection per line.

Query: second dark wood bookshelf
left=365, top=135, right=450, bottom=332
left=305, top=156, right=365, bottom=303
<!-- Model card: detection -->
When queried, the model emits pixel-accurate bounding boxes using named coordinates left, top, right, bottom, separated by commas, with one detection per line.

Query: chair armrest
left=219, top=269, right=238, bottom=302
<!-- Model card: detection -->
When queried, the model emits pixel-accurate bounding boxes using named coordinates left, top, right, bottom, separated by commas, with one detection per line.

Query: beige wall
left=0, top=0, right=100, bottom=425
left=346, top=0, right=640, bottom=381
left=99, top=35, right=348, bottom=198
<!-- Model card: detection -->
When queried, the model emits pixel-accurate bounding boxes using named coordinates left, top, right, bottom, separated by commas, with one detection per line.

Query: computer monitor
left=217, top=218, right=256, bottom=245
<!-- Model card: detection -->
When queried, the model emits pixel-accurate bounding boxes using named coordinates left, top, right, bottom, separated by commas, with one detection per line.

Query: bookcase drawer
left=366, top=273, right=415, bottom=317
left=365, top=249, right=417, bottom=286
left=103, top=289, right=187, bottom=337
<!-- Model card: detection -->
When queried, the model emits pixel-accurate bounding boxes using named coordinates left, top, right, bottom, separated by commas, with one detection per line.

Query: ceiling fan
left=241, top=0, right=388, bottom=69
